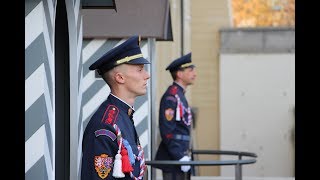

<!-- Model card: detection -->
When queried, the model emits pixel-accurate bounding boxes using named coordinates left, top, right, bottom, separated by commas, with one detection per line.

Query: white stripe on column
left=133, top=101, right=148, bottom=125
left=82, top=39, right=128, bottom=64
left=139, top=130, right=148, bottom=149
left=44, top=128, right=53, bottom=180
left=77, top=19, right=83, bottom=71
left=25, top=64, right=54, bottom=138
left=82, top=85, right=110, bottom=122
left=25, top=125, right=45, bottom=172
left=77, top=124, right=84, bottom=174
left=25, top=2, right=44, bottom=49
left=24, top=126, right=41, bottom=165
left=77, top=70, right=84, bottom=124
left=74, top=0, right=80, bottom=24
left=43, top=67, right=54, bottom=142
left=25, top=125, right=53, bottom=180
left=25, top=64, right=45, bottom=111
left=82, top=71, right=96, bottom=93
left=82, top=39, right=106, bottom=64
left=46, top=0, right=54, bottom=27
left=141, top=43, right=149, bottom=59
left=42, top=11, right=54, bottom=84
left=77, top=70, right=84, bottom=175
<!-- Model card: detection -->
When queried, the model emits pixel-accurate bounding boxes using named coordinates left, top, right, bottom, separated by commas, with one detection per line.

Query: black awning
left=81, top=0, right=117, bottom=11
left=81, top=0, right=173, bottom=41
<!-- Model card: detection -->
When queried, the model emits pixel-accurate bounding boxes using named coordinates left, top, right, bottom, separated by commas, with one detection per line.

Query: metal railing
left=145, top=149, right=257, bottom=180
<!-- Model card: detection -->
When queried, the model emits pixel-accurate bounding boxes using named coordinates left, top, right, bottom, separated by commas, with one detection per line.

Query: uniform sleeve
left=159, top=94, right=185, bottom=160
left=81, top=123, right=121, bottom=180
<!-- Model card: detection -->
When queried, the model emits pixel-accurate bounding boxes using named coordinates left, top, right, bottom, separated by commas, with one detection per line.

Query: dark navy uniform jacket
left=155, top=82, right=193, bottom=172
left=81, top=94, right=144, bottom=180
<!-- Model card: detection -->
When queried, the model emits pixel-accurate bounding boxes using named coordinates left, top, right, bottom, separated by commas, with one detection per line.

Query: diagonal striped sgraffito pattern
left=26, top=1, right=151, bottom=179
left=25, top=1, right=56, bottom=180
left=64, top=0, right=84, bottom=179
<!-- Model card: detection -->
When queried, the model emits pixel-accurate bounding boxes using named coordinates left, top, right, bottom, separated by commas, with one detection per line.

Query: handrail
left=145, top=149, right=257, bottom=180
left=192, top=149, right=257, bottom=158
left=145, top=159, right=256, bottom=166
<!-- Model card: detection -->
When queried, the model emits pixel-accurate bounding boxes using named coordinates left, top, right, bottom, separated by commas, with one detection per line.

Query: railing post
left=235, top=154, right=242, bottom=180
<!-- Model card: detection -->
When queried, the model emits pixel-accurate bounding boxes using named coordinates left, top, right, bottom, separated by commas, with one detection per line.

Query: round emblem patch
left=165, top=108, right=174, bottom=121
left=94, top=154, right=113, bottom=179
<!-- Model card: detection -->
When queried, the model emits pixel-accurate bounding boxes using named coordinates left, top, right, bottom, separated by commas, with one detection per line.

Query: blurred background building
left=156, top=0, right=294, bottom=179
left=25, top=0, right=295, bottom=179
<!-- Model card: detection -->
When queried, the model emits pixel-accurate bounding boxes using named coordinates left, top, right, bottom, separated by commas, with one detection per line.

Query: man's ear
left=114, top=72, right=125, bottom=84
left=176, top=70, right=183, bottom=79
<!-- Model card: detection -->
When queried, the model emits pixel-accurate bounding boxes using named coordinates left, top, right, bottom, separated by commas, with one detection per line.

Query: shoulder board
left=101, top=104, right=119, bottom=125
left=169, top=85, right=178, bottom=95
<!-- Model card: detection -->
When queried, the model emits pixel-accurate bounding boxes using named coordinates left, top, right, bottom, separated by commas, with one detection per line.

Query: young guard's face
left=123, top=64, right=150, bottom=96
left=180, top=67, right=197, bottom=86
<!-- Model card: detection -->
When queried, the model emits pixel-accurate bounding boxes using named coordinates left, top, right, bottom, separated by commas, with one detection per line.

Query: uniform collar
left=109, top=93, right=135, bottom=117
left=173, top=81, right=186, bottom=94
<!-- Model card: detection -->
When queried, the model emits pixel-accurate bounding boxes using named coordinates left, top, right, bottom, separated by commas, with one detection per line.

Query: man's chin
left=137, top=90, right=147, bottom=96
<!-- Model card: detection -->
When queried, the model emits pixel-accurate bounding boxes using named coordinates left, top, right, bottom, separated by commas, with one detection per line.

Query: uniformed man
left=81, top=35, right=150, bottom=180
left=155, top=53, right=197, bottom=180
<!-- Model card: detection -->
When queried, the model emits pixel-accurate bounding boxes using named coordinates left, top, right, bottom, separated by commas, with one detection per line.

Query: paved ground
left=155, top=177, right=295, bottom=180
left=152, top=169, right=295, bottom=180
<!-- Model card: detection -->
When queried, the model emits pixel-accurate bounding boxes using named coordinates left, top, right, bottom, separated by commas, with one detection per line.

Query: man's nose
left=145, top=71, right=150, bottom=79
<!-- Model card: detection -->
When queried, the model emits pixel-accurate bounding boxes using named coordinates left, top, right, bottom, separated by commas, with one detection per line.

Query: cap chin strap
left=116, top=54, right=143, bottom=65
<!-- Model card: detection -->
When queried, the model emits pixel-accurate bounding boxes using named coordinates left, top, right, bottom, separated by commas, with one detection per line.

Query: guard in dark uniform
left=81, top=35, right=150, bottom=180
left=155, top=53, right=197, bottom=180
